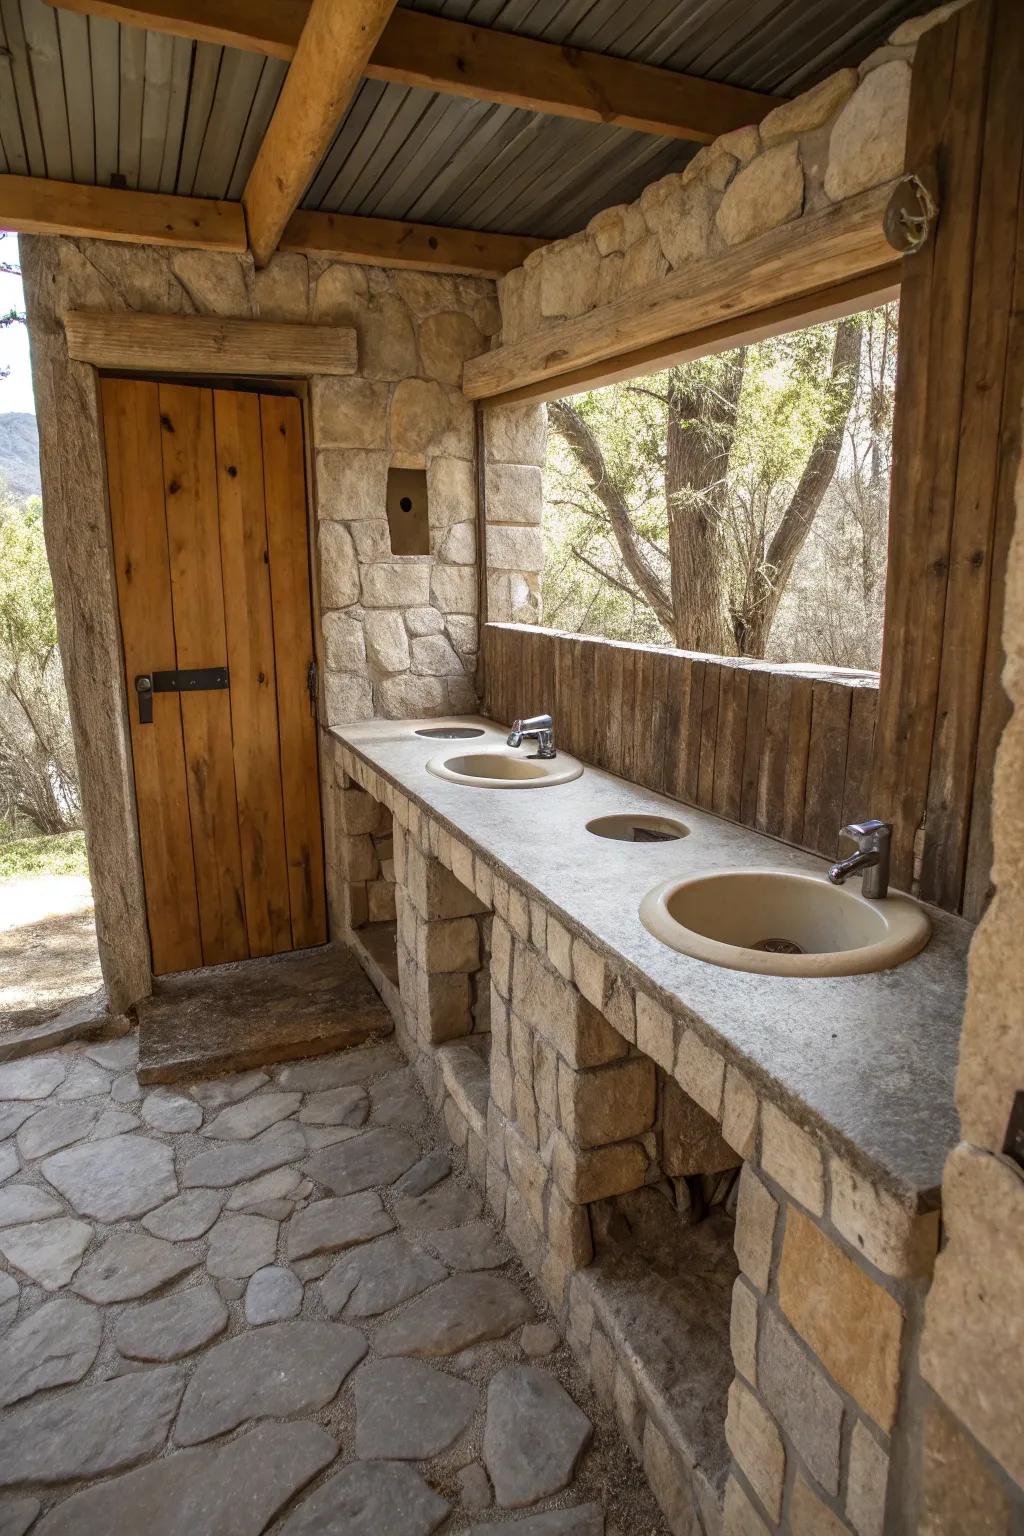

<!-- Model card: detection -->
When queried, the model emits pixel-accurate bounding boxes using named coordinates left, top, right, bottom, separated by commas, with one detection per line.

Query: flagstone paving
left=0, top=1028, right=669, bottom=1535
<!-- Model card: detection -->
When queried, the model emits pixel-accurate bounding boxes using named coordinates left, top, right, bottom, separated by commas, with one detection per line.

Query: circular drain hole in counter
left=586, top=814, right=689, bottom=843
left=415, top=726, right=486, bottom=740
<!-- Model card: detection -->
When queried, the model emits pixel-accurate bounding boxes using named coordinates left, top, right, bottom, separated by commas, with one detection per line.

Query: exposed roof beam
left=0, top=174, right=247, bottom=250
left=41, top=0, right=784, bottom=142
left=368, top=10, right=782, bottom=142
left=463, top=183, right=908, bottom=402
left=280, top=209, right=543, bottom=277
left=242, top=0, right=400, bottom=268
left=0, top=174, right=537, bottom=274
left=39, top=0, right=306, bottom=57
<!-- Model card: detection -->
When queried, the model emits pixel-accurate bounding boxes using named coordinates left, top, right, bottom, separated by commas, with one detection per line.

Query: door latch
left=134, top=668, right=229, bottom=725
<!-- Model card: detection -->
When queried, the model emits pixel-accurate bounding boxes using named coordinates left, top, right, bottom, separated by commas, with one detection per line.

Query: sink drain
left=752, top=937, right=805, bottom=955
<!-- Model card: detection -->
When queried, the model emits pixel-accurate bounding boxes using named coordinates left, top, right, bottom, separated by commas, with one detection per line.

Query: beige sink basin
left=639, top=868, right=930, bottom=977
left=426, top=747, right=583, bottom=789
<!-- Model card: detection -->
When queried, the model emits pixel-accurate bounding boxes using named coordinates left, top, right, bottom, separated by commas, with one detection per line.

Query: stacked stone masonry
left=494, top=6, right=968, bottom=347
left=330, top=735, right=945, bottom=1536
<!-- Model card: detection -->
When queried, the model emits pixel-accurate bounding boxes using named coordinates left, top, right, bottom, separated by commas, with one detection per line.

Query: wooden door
left=102, top=377, right=326, bottom=974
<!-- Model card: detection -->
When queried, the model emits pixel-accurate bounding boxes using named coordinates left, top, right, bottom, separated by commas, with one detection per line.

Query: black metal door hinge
left=134, top=667, right=229, bottom=725
left=307, top=659, right=318, bottom=720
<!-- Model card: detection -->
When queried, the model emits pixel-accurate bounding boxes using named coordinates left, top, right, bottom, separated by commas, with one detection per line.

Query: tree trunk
left=665, top=351, right=746, bottom=653
left=731, top=315, right=864, bottom=656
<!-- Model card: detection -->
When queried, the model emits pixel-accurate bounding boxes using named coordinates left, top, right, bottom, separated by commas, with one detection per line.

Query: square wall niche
left=386, top=467, right=430, bottom=556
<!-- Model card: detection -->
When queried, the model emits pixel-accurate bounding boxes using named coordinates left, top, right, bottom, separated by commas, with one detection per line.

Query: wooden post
left=242, top=0, right=399, bottom=268
left=872, top=0, right=1024, bottom=914
left=20, top=238, right=153, bottom=1012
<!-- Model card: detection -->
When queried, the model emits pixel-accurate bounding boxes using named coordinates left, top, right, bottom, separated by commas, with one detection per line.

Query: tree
left=0, top=480, right=80, bottom=835
left=727, top=316, right=863, bottom=655
left=545, top=306, right=883, bottom=662
left=768, top=304, right=897, bottom=670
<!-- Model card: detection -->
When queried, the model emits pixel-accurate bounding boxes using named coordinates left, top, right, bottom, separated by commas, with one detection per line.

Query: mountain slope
left=0, top=412, right=40, bottom=503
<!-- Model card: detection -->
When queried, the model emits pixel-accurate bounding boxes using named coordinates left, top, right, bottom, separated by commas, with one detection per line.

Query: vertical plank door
left=261, top=394, right=326, bottom=950
left=103, top=378, right=325, bottom=974
left=213, top=387, right=294, bottom=959
left=159, top=382, right=248, bottom=964
left=102, top=376, right=203, bottom=974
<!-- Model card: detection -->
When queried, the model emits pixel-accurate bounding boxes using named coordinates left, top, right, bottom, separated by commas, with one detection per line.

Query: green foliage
left=0, top=828, right=87, bottom=880
left=731, top=326, right=836, bottom=494
left=0, top=493, right=56, bottom=661
left=543, top=381, right=671, bottom=642
left=0, top=474, right=81, bottom=834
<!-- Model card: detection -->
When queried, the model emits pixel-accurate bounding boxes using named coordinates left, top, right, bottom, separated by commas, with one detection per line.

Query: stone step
left=136, top=944, right=392, bottom=1084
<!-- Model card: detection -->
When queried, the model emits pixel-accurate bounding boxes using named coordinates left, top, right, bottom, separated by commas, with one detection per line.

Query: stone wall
left=912, top=406, right=1024, bottom=1526
left=482, top=403, right=547, bottom=626
left=495, top=5, right=966, bottom=345
left=329, top=733, right=944, bottom=1536
left=310, top=267, right=503, bottom=725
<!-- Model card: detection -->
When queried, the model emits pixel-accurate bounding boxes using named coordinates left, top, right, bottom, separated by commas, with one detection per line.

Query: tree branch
left=732, top=315, right=864, bottom=654
left=548, top=399, right=674, bottom=632
left=570, top=546, right=649, bottom=606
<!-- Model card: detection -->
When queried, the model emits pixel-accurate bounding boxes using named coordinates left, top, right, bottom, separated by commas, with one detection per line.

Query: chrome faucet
left=507, top=713, right=556, bottom=759
left=828, top=819, right=891, bottom=899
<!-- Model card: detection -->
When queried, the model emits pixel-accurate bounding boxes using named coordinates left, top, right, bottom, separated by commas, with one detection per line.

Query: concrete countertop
left=332, top=716, right=971, bottom=1204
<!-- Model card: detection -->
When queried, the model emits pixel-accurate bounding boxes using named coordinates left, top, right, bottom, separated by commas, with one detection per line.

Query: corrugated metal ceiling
left=0, top=0, right=930, bottom=239
left=400, top=0, right=924, bottom=93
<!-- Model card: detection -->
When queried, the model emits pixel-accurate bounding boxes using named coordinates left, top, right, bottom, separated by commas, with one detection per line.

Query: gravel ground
left=0, top=875, right=101, bottom=1036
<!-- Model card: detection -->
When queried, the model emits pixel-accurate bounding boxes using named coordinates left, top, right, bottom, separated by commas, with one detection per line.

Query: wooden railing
left=481, top=624, right=878, bottom=863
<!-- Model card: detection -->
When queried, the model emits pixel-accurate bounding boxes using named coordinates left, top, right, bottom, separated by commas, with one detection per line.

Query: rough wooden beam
left=367, top=10, right=781, bottom=142
left=0, top=174, right=246, bottom=250
left=64, top=312, right=357, bottom=376
left=280, top=209, right=544, bottom=277
left=242, top=0, right=399, bottom=268
left=40, top=0, right=305, bottom=57
left=42, top=0, right=783, bottom=141
left=463, top=184, right=908, bottom=402
left=485, top=267, right=904, bottom=406
left=0, top=174, right=540, bottom=275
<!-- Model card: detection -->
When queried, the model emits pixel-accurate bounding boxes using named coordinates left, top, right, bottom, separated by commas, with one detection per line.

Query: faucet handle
left=839, top=819, right=891, bottom=850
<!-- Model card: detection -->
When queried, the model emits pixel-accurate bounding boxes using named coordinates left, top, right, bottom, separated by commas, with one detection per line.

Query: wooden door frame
left=63, top=348, right=326, bottom=1011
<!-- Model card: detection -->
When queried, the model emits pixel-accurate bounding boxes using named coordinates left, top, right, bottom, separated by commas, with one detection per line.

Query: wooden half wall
left=482, top=624, right=877, bottom=864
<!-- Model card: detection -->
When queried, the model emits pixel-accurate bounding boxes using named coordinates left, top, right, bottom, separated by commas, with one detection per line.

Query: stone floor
left=0, top=1027, right=670, bottom=1535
